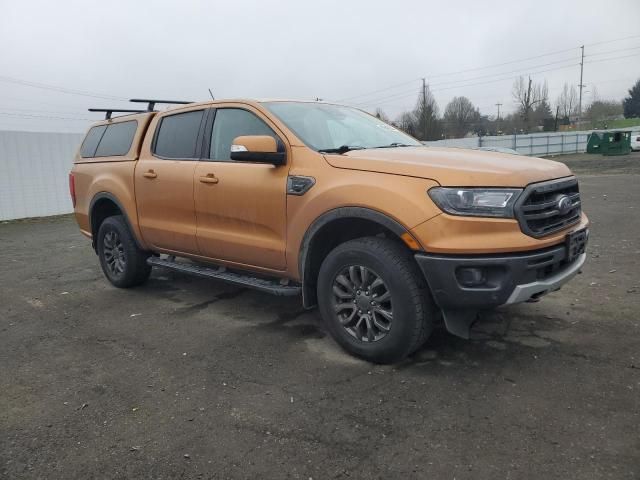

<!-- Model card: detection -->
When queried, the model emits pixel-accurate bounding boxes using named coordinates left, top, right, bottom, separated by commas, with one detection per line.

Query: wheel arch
left=299, top=207, right=418, bottom=308
left=89, top=192, right=144, bottom=251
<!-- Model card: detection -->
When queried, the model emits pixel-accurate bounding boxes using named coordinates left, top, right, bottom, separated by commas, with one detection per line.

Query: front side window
left=210, top=109, right=277, bottom=161
left=94, top=121, right=137, bottom=157
left=154, top=110, right=204, bottom=159
left=263, top=102, right=421, bottom=152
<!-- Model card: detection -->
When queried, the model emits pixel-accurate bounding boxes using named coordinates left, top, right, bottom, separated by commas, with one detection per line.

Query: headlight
left=428, top=187, right=522, bottom=218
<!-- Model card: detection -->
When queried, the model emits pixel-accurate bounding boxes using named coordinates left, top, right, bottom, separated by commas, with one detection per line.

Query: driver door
left=194, top=107, right=289, bottom=271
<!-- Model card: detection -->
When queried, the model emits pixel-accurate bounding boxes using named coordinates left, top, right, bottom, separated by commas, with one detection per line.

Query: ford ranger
left=70, top=98, right=588, bottom=363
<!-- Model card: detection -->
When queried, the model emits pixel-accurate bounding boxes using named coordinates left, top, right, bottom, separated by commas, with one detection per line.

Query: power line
left=427, top=47, right=579, bottom=79
left=336, top=33, right=640, bottom=107
left=3, top=106, right=94, bottom=116
left=584, top=34, right=640, bottom=47
left=589, top=76, right=640, bottom=86
left=429, top=57, right=579, bottom=88
left=0, top=75, right=128, bottom=101
left=347, top=46, right=585, bottom=105
left=336, top=78, right=421, bottom=102
left=584, top=52, right=640, bottom=64
left=338, top=47, right=581, bottom=104
left=585, top=45, right=640, bottom=57
left=354, top=61, right=579, bottom=106
left=352, top=58, right=581, bottom=106
left=0, top=111, right=93, bottom=121
left=432, top=62, right=578, bottom=93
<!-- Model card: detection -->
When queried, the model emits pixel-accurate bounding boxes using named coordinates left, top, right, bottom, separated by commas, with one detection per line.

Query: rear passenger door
left=135, top=108, right=206, bottom=254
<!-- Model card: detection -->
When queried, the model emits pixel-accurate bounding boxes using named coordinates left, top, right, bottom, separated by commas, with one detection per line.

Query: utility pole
left=422, top=78, right=428, bottom=141
left=578, top=45, right=585, bottom=127
left=495, top=102, right=502, bottom=134
left=524, top=77, right=533, bottom=133
left=554, top=105, right=560, bottom=132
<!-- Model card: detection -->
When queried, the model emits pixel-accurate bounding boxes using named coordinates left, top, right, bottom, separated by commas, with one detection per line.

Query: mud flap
left=442, top=309, right=479, bottom=339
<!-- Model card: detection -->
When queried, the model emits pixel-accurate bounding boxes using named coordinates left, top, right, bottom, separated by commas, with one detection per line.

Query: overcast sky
left=1, top=0, right=639, bottom=132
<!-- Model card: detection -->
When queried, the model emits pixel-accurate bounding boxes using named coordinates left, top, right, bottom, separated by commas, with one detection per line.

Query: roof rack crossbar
left=88, top=108, right=146, bottom=120
left=129, top=98, right=193, bottom=112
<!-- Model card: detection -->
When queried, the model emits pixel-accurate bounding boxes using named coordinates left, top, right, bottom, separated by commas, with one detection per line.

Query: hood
left=323, top=146, right=572, bottom=187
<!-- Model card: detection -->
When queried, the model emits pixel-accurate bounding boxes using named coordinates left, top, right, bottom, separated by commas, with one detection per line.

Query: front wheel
left=317, top=237, right=435, bottom=364
left=97, top=215, right=151, bottom=288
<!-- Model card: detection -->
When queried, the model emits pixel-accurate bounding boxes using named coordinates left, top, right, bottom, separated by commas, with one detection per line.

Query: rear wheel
left=97, top=215, right=151, bottom=288
left=317, top=237, right=435, bottom=363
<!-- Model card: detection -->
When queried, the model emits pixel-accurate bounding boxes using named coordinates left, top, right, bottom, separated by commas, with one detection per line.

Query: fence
left=0, top=127, right=629, bottom=221
left=0, top=130, right=83, bottom=221
left=424, top=130, right=592, bottom=156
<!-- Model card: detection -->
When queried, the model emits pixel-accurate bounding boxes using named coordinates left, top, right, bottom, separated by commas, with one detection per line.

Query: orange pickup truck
left=70, top=98, right=588, bottom=363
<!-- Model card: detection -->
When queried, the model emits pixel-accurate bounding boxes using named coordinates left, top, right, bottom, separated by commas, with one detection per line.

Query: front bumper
left=414, top=237, right=587, bottom=338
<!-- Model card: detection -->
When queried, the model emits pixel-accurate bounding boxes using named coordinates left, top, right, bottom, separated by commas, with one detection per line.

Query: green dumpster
left=586, top=132, right=601, bottom=153
left=587, top=130, right=631, bottom=156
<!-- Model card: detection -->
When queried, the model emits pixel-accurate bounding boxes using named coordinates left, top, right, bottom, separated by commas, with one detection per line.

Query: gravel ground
left=1, top=168, right=639, bottom=479
left=545, top=149, right=640, bottom=175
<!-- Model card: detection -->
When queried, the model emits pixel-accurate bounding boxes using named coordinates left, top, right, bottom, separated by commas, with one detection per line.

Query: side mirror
left=230, top=135, right=286, bottom=165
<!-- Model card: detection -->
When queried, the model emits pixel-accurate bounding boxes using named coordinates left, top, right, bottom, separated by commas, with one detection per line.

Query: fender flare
left=298, top=207, right=412, bottom=307
left=89, top=192, right=144, bottom=250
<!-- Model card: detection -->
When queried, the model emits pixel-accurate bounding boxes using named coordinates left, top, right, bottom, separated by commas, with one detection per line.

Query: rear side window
left=153, top=110, right=204, bottom=159
left=94, top=121, right=137, bottom=157
left=80, top=125, right=107, bottom=157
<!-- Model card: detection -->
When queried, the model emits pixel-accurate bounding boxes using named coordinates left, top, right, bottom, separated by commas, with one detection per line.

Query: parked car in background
left=631, top=131, right=640, bottom=151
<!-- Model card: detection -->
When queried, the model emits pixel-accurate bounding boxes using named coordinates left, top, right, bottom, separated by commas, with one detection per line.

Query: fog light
left=457, top=267, right=486, bottom=287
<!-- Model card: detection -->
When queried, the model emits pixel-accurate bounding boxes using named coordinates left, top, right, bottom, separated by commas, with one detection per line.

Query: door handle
left=199, top=174, right=219, bottom=184
left=143, top=170, right=157, bottom=179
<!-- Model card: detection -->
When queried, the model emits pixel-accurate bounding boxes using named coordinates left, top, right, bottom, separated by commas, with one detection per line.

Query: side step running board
left=147, top=257, right=301, bottom=296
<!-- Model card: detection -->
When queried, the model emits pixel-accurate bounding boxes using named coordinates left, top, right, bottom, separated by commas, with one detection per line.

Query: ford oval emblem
left=556, top=195, right=572, bottom=215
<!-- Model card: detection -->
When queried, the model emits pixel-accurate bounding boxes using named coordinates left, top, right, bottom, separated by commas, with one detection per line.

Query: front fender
left=285, top=169, right=441, bottom=279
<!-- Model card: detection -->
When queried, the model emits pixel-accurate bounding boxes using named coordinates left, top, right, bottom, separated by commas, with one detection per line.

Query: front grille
left=515, top=177, right=581, bottom=238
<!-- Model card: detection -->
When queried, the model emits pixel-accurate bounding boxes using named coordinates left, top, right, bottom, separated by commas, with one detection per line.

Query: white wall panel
left=0, top=130, right=83, bottom=221
left=423, top=130, right=597, bottom=156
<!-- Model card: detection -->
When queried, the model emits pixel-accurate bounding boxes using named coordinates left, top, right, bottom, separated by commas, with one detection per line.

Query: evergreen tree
left=623, top=79, right=640, bottom=118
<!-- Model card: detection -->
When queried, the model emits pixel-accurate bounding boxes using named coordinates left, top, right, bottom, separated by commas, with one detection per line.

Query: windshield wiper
left=318, top=145, right=365, bottom=154
left=372, top=142, right=416, bottom=149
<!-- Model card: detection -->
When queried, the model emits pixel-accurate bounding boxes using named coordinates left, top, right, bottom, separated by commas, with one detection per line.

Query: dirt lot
left=1, top=161, right=639, bottom=479
left=545, top=149, right=640, bottom=175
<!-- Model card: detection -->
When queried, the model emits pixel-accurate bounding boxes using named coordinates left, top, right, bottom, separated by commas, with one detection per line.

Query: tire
left=317, top=236, right=435, bottom=364
left=97, top=215, right=151, bottom=288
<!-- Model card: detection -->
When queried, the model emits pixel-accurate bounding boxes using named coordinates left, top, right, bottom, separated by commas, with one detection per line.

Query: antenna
left=208, top=89, right=215, bottom=100
left=88, top=108, right=146, bottom=120
left=129, top=98, right=193, bottom=112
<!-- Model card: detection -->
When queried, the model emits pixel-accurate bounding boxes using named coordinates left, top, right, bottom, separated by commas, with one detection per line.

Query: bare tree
left=512, top=76, right=546, bottom=132
left=556, top=83, right=577, bottom=122
left=443, top=96, right=480, bottom=138
left=396, top=111, right=417, bottom=137
left=374, top=108, right=390, bottom=123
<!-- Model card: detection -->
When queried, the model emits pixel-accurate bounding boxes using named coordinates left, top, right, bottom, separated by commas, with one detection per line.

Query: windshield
left=263, top=102, right=421, bottom=152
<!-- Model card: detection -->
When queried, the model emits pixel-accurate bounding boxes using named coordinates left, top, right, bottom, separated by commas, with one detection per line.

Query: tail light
left=68, top=172, right=76, bottom=208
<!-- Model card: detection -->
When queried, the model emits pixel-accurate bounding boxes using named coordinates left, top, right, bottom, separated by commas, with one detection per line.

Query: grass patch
left=588, top=118, right=640, bottom=130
